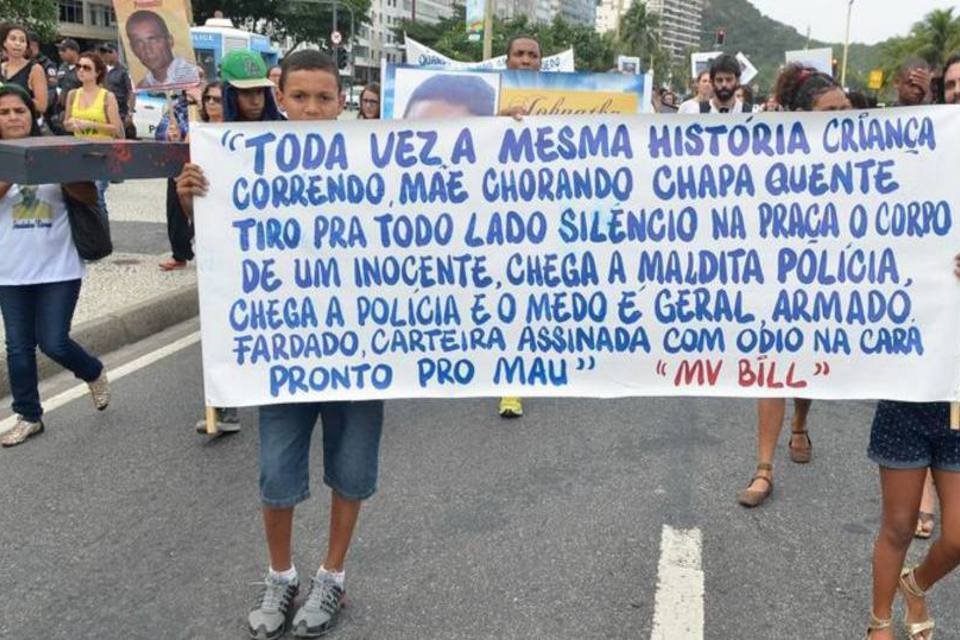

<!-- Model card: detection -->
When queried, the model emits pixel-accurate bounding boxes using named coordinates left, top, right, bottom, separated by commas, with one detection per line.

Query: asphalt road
left=0, top=319, right=955, bottom=639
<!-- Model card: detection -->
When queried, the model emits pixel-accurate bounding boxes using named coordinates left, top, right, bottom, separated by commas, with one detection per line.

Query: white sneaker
left=1, top=417, right=44, bottom=447
left=88, top=371, right=110, bottom=411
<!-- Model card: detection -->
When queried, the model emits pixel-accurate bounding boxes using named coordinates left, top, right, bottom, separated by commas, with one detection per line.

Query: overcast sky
left=745, top=0, right=958, bottom=44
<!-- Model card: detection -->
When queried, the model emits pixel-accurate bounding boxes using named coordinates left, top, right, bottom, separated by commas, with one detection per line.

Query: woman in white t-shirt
left=0, top=82, right=110, bottom=448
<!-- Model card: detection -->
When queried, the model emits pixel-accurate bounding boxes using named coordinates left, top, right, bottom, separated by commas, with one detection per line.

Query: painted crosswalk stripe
left=0, top=331, right=201, bottom=435
left=650, top=524, right=704, bottom=640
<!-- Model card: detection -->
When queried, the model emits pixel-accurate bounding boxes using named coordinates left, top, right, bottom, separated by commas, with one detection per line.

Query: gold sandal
left=900, top=566, right=935, bottom=639
left=736, top=463, right=773, bottom=508
left=865, top=612, right=891, bottom=639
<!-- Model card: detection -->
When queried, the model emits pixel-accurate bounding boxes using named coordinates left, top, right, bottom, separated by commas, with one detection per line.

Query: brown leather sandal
left=789, top=429, right=812, bottom=464
left=737, top=462, right=773, bottom=508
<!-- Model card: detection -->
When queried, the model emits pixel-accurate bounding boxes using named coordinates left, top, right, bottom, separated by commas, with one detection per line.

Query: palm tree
left=884, top=8, right=960, bottom=69
left=618, top=0, right=660, bottom=64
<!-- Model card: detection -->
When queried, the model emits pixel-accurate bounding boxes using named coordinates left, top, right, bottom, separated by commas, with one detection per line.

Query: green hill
left=699, top=0, right=884, bottom=91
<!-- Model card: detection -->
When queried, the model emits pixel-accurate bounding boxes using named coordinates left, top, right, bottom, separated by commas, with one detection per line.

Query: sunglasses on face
left=203, top=95, right=222, bottom=104
left=78, top=64, right=95, bottom=71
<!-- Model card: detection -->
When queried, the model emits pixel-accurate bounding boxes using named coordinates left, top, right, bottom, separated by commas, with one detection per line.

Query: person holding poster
left=177, top=50, right=383, bottom=640
left=505, top=35, right=542, bottom=71
left=497, top=35, right=543, bottom=419
left=735, top=64, right=854, bottom=509
left=122, top=8, right=200, bottom=90
left=864, top=268, right=960, bottom=639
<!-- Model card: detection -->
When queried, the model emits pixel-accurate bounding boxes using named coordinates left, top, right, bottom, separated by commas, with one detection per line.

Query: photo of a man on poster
left=119, top=6, right=199, bottom=90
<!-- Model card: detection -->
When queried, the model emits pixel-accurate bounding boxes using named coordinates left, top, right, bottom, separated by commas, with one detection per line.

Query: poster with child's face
left=113, top=0, right=200, bottom=91
left=387, top=67, right=501, bottom=119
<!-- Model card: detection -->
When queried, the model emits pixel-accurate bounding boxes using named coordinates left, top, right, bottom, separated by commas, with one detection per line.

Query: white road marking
left=0, top=331, right=201, bottom=434
left=650, top=524, right=704, bottom=640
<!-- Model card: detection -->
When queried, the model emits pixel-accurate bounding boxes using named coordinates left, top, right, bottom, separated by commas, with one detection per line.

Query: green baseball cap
left=220, top=50, right=274, bottom=89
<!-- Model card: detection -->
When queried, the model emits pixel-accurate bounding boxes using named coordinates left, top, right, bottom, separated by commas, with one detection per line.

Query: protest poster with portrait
left=381, top=62, right=652, bottom=118
left=112, top=0, right=201, bottom=91
left=389, top=67, right=501, bottom=119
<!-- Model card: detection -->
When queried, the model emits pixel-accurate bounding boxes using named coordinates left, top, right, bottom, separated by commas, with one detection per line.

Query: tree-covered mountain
left=699, top=0, right=884, bottom=91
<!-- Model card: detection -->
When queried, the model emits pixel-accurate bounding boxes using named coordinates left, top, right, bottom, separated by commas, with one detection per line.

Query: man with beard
left=942, top=54, right=960, bottom=104
left=686, top=54, right=749, bottom=114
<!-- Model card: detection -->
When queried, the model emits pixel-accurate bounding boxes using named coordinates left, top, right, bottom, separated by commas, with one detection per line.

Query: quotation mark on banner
left=655, top=360, right=668, bottom=377
left=813, top=361, right=831, bottom=376
left=220, top=129, right=245, bottom=151
left=575, top=356, right=597, bottom=371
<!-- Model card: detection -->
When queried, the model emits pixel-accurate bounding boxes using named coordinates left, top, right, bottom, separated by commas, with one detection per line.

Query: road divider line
left=0, top=331, right=201, bottom=434
left=650, top=524, right=704, bottom=640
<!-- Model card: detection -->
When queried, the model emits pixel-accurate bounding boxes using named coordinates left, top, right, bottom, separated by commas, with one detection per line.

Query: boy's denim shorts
left=868, top=400, right=960, bottom=472
left=258, top=400, right=384, bottom=508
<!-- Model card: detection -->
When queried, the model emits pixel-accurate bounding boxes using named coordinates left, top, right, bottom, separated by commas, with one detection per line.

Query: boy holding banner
left=177, top=50, right=383, bottom=639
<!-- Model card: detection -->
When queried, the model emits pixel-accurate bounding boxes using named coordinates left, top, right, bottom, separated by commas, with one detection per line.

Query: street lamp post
left=840, top=0, right=854, bottom=87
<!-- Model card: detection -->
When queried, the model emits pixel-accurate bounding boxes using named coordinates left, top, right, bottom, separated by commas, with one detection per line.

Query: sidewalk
left=0, top=179, right=199, bottom=396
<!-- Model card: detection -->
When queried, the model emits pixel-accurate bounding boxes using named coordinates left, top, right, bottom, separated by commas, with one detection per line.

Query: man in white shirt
left=125, top=10, right=200, bottom=89
left=678, top=54, right=747, bottom=114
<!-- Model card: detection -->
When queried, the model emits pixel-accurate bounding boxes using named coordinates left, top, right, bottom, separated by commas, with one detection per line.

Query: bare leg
left=915, top=471, right=937, bottom=537
left=322, top=491, right=362, bottom=573
left=789, top=398, right=812, bottom=446
left=745, top=398, right=785, bottom=492
left=870, top=467, right=927, bottom=638
left=262, top=506, right=295, bottom=572
left=905, top=469, right=960, bottom=637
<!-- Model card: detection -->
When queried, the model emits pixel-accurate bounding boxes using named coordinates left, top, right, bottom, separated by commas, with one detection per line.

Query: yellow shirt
left=71, top=88, right=112, bottom=140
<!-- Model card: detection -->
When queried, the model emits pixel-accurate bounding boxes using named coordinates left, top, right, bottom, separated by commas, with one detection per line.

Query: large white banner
left=192, top=107, right=960, bottom=406
left=404, top=36, right=575, bottom=72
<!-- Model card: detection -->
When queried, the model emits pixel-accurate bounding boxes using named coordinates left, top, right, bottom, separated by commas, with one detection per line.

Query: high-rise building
left=560, top=0, right=598, bottom=28
left=55, top=0, right=118, bottom=43
left=647, top=0, right=703, bottom=62
left=492, top=0, right=593, bottom=27
left=353, top=0, right=457, bottom=83
left=595, top=0, right=628, bottom=35
left=596, top=0, right=703, bottom=64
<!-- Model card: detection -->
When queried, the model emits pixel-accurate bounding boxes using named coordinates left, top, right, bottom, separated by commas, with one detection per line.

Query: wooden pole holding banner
left=205, top=406, right=218, bottom=435
left=951, top=402, right=959, bottom=430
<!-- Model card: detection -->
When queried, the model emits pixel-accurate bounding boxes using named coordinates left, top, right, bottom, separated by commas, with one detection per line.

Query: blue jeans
left=0, top=280, right=103, bottom=422
left=258, top=401, right=385, bottom=507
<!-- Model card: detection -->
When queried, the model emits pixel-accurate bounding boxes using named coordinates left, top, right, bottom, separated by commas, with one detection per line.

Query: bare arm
left=63, top=89, right=77, bottom=132
left=127, top=75, right=136, bottom=114
left=105, top=92, right=123, bottom=138
left=29, top=64, right=48, bottom=114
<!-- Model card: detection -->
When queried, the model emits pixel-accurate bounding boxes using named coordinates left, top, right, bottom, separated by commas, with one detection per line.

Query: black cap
left=98, top=42, right=118, bottom=53
left=57, top=38, right=80, bottom=51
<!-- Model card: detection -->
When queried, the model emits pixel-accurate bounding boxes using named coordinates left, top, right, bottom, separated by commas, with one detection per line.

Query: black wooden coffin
left=0, top=137, right=189, bottom=183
